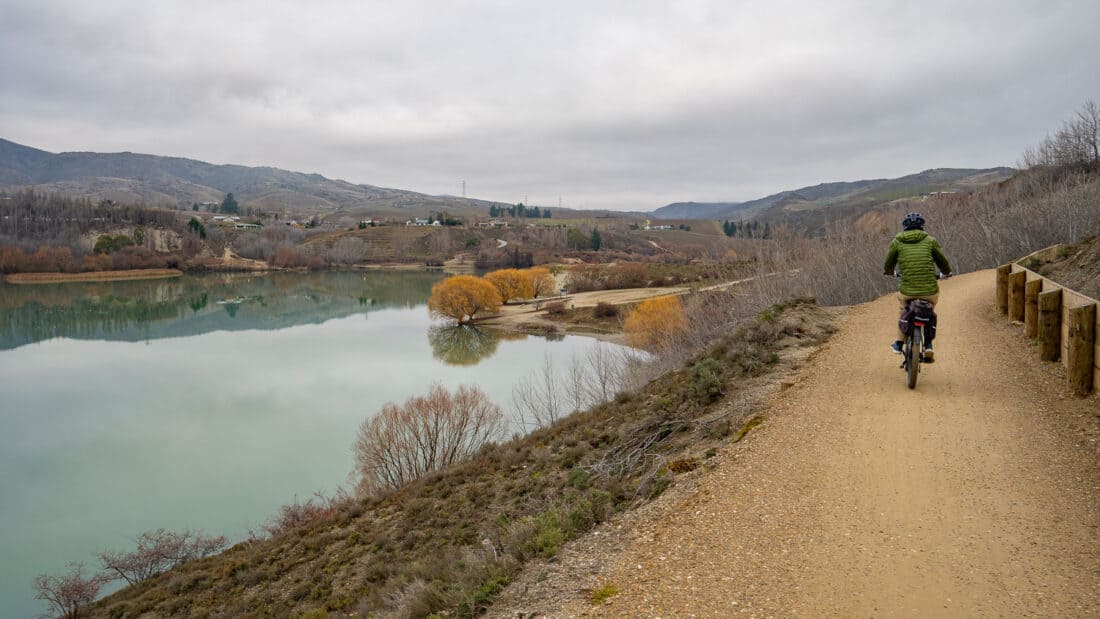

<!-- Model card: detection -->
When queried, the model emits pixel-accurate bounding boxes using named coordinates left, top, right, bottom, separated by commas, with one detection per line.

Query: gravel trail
left=520, top=269, right=1100, bottom=617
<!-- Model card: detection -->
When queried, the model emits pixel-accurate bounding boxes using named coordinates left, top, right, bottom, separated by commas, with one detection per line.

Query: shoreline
left=474, top=285, right=690, bottom=344
left=4, top=268, right=184, bottom=284
left=1, top=260, right=461, bottom=285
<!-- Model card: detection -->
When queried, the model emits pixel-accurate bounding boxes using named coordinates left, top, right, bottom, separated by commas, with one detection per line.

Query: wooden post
left=1008, top=271, right=1026, bottom=322
left=1067, top=303, right=1096, bottom=396
left=1038, top=289, right=1062, bottom=362
left=995, top=264, right=1011, bottom=314
left=1024, top=279, right=1042, bottom=339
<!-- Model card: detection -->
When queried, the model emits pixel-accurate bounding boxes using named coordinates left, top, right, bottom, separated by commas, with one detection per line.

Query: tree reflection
left=0, top=271, right=447, bottom=350
left=428, top=324, right=527, bottom=366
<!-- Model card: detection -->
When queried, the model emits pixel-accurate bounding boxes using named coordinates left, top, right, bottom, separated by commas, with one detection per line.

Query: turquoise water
left=0, top=271, right=616, bottom=617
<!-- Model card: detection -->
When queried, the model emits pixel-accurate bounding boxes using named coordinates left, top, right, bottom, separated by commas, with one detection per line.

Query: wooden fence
left=996, top=245, right=1098, bottom=396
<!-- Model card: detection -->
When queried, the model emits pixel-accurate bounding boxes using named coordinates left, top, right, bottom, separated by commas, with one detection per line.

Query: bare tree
left=565, top=355, right=590, bottom=414
left=98, top=529, right=227, bottom=586
left=1022, top=99, right=1100, bottom=170
left=33, top=562, right=110, bottom=619
left=355, top=384, right=506, bottom=494
left=328, top=237, right=367, bottom=265
left=583, top=342, right=626, bottom=404
left=512, top=354, right=563, bottom=430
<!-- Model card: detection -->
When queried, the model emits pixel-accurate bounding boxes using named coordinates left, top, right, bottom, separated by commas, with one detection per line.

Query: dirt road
left=508, top=269, right=1100, bottom=617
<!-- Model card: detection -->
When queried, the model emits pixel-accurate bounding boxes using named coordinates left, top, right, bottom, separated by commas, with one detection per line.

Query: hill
left=651, top=167, right=1016, bottom=220
left=649, top=201, right=744, bottom=219
left=0, top=138, right=501, bottom=217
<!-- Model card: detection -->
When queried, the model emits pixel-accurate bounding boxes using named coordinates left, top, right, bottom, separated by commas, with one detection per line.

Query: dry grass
left=4, top=268, right=183, bottom=284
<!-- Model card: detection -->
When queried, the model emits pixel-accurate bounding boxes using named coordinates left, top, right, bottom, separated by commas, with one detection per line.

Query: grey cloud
left=1, top=0, right=1098, bottom=210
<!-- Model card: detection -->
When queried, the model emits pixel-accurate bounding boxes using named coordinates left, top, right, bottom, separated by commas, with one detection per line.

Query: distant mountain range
left=0, top=138, right=500, bottom=216
left=652, top=167, right=1016, bottom=220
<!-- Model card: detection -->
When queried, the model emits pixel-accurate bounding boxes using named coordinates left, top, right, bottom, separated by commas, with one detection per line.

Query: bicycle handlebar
left=888, top=271, right=951, bottom=280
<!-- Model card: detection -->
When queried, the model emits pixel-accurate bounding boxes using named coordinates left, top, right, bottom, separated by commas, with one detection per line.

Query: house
left=406, top=218, right=430, bottom=226
left=235, top=223, right=262, bottom=229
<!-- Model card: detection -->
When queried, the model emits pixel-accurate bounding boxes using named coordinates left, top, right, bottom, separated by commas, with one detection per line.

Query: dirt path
left=476, top=286, right=689, bottom=339
left=497, top=269, right=1100, bottom=617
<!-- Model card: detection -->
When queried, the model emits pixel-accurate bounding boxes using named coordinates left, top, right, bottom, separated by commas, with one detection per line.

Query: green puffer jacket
left=883, top=230, right=952, bottom=297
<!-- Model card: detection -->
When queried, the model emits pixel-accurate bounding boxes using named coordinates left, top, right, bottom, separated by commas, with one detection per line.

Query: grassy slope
left=89, top=301, right=837, bottom=618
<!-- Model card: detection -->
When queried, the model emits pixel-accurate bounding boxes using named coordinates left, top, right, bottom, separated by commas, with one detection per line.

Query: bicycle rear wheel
left=906, top=328, right=922, bottom=389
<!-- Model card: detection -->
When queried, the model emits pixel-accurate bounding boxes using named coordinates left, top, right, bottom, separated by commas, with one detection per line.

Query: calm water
left=0, top=271, right=619, bottom=617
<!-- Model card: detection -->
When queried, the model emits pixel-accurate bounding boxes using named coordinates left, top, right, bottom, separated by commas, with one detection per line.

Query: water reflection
left=427, top=324, right=533, bottom=366
left=0, top=271, right=444, bottom=350
left=0, top=269, right=627, bottom=618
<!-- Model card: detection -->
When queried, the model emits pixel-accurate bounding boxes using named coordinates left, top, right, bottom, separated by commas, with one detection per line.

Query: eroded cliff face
left=1035, top=235, right=1100, bottom=299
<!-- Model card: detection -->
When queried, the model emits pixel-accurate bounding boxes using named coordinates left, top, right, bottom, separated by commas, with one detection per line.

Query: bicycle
left=891, top=272, right=946, bottom=389
left=899, top=298, right=935, bottom=389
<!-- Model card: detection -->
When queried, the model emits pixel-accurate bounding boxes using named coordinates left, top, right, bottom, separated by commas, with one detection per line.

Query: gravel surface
left=489, top=269, right=1100, bottom=618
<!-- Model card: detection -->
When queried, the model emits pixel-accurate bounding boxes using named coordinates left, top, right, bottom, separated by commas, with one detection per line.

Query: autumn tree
left=428, top=275, right=502, bottom=323
left=528, top=267, right=557, bottom=298
left=355, top=383, right=505, bottom=493
left=623, top=295, right=688, bottom=350
left=33, top=562, right=110, bottom=619
left=484, top=268, right=534, bottom=303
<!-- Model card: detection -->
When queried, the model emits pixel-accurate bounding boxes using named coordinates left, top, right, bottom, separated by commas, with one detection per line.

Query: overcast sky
left=1, top=1, right=1098, bottom=210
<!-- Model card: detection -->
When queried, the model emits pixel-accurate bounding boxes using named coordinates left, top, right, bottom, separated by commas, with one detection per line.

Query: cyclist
left=883, top=212, right=952, bottom=360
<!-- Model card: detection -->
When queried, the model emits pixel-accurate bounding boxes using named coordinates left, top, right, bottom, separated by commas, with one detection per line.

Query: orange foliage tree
left=428, top=274, right=502, bottom=323
left=623, top=295, right=688, bottom=350
left=528, top=267, right=557, bottom=298
left=484, top=268, right=534, bottom=303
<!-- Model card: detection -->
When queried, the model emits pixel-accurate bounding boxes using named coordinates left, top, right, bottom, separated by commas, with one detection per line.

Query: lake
left=0, top=271, right=622, bottom=618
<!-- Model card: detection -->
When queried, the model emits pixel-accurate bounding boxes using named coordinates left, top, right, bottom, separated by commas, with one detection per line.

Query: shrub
left=27, top=245, right=78, bottom=272
left=606, top=262, right=648, bottom=289
left=590, top=584, right=619, bottom=605
left=567, top=468, right=590, bottom=490
left=94, top=234, right=135, bottom=254
left=687, top=358, right=723, bottom=404
left=623, top=295, right=688, bottom=350
left=544, top=301, right=566, bottom=315
left=0, top=246, right=28, bottom=273
left=565, top=264, right=604, bottom=292
left=592, top=302, right=619, bottom=318
left=262, top=494, right=345, bottom=538
left=472, top=574, right=509, bottom=605
left=667, top=457, right=699, bottom=473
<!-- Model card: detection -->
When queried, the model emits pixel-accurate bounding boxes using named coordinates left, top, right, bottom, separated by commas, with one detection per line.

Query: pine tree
left=220, top=193, right=239, bottom=214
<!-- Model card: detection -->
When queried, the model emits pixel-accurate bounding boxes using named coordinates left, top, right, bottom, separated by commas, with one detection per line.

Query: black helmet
left=902, top=212, right=925, bottom=230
